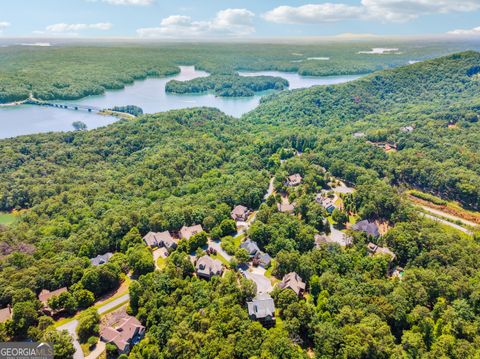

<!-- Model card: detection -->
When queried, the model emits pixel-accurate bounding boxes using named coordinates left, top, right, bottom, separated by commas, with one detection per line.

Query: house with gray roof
left=254, top=252, right=272, bottom=268
left=247, top=293, right=276, bottom=327
left=240, top=238, right=260, bottom=257
left=143, top=231, right=177, bottom=251
left=352, top=220, right=380, bottom=238
left=278, top=272, right=306, bottom=296
left=195, top=255, right=224, bottom=279
left=90, top=252, right=113, bottom=266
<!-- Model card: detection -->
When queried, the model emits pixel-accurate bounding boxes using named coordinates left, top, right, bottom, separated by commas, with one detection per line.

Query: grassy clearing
left=0, top=212, right=17, bottom=226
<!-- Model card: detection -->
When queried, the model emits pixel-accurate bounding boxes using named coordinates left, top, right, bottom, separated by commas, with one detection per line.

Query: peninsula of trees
left=165, top=74, right=289, bottom=97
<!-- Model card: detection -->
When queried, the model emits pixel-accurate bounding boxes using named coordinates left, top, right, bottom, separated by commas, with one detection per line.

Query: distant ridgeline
left=165, top=74, right=289, bottom=97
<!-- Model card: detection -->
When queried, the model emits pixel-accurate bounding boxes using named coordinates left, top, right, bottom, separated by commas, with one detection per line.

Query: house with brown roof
left=143, top=231, right=177, bottom=251
left=38, top=287, right=68, bottom=305
left=100, top=315, right=145, bottom=355
left=38, top=287, right=68, bottom=315
left=231, top=205, right=250, bottom=222
left=195, top=255, right=224, bottom=279
left=0, top=305, right=12, bottom=323
left=278, top=272, right=306, bottom=296
left=286, top=173, right=302, bottom=187
left=179, top=224, right=203, bottom=240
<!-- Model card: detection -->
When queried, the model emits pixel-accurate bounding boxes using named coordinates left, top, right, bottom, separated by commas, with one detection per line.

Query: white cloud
left=45, top=22, right=112, bottom=33
left=34, top=22, right=112, bottom=36
left=263, top=4, right=366, bottom=23
left=0, top=21, right=10, bottom=33
left=137, top=8, right=255, bottom=38
left=447, top=26, right=480, bottom=35
left=87, top=0, right=153, bottom=5
left=264, top=0, right=480, bottom=24
left=362, top=0, right=480, bottom=22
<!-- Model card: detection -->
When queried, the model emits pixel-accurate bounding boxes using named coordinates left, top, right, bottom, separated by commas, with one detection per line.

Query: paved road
left=421, top=212, right=473, bottom=236
left=56, top=293, right=130, bottom=359
left=419, top=205, right=478, bottom=228
left=264, top=177, right=275, bottom=200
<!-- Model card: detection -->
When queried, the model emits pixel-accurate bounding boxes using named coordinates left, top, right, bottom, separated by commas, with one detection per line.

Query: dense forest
left=0, top=40, right=478, bottom=103
left=1, top=49, right=480, bottom=358
left=165, top=74, right=289, bottom=97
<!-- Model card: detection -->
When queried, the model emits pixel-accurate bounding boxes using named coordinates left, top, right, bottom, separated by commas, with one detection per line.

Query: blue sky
left=1, top=0, right=479, bottom=38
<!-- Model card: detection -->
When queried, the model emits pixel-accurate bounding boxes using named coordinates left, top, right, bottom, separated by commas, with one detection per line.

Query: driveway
left=208, top=239, right=232, bottom=262
left=328, top=224, right=350, bottom=246
left=153, top=248, right=168, bottom=270
left=242, top=270, right=273, bottom=294
left=85, top=341, right=106, bottom=359
left=57, top=320, right=83, bottom=359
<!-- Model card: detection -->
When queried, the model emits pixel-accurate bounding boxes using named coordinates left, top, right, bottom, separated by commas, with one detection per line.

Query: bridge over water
left=25, top=99, right=101, bottom=113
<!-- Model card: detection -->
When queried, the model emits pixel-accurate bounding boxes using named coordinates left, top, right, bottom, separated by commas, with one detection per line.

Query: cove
left=0, top=66, right=362, bottom=139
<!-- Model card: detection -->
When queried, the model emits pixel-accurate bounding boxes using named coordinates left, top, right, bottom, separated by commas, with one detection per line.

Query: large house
left=316, top=194, right=336, bottom=214
left=351, top=220, right=380, bottom=238
left=143, top=231, right=177, bottom=251
left=367, top=242, right=396, bottom=261
left=38, top=287, right=68, bottom=315
left=240, top=238, right=260, bottom=257
left=231, top=205, right=250, bottom=222
left=100, top=315, right=145, bottom=355
left=247, top=293, right=276, bottom=327
left=278, top=272, right=306, bottom=296
left=90, top=252, right=113, bottom=266
left=195, top=255, right=224, bottom=279
left=179, top=224, right=203, bottom=240
left=286, top=173, right=302, bottom=187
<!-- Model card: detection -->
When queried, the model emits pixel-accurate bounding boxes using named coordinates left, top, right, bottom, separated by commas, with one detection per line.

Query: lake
left=0, top=66, right=362, bottom=139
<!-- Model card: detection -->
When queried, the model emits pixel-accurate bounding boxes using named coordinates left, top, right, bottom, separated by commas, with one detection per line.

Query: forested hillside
left=247, top=51, right=480, bottom=209
left=2, top=51, right=480, bottom=358
left=0, top=40, right=477, bottom=103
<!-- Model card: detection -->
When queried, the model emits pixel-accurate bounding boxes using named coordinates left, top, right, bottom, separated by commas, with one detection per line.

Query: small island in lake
left=165, top=74, right=289, bottom=97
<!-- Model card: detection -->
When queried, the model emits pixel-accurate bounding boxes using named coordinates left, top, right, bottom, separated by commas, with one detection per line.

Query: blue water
left=0, top=66, right=362, bottom=139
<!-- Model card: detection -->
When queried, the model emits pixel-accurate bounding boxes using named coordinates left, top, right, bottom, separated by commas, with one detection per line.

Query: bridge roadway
left=25, top=98, right=101, bottom=113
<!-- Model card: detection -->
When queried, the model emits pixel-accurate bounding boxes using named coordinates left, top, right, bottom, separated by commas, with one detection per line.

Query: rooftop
left=180, top=224, right=203, bottom=240
left=247, top=293, right=275, bottom=319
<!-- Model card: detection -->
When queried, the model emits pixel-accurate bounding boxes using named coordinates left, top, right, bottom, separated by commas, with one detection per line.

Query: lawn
left=211, top=253, right=230, bottom=267
left=80, top=343, right=93, bottom=357
left=156, top=256, right=167, bottom=270
left=0, top=212, right=17, bottom=226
